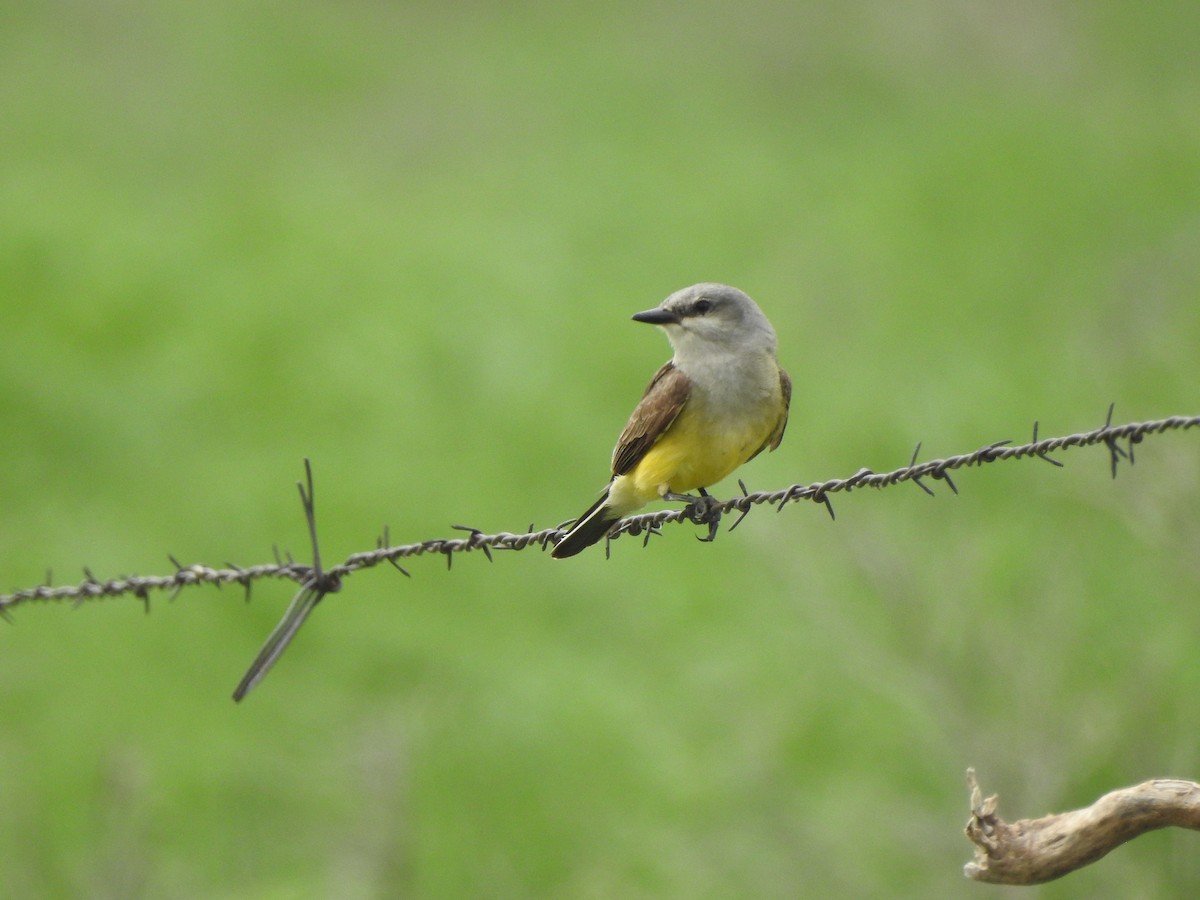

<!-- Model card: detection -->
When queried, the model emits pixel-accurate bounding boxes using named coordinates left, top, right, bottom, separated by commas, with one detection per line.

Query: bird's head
left=632, top=283, right=777, bottom=361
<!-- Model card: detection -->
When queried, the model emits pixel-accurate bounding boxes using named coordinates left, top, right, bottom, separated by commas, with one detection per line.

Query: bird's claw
left=665, top=491, right=724, bottom=542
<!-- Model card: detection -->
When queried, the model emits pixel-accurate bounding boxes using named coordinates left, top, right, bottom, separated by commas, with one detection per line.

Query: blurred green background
left=2, top=1, right=1198, bottom=896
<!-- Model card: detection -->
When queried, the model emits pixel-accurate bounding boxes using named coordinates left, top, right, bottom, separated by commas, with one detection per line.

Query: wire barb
left=232, top=458, right=339, bottom=702
left=936, top=469, right=960, bottom=495
left=452, top=524, right=495, bottom=562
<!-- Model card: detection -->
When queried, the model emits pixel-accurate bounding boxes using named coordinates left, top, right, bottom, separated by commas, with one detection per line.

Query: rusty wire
left=2, top=408, right=1197, bottom=618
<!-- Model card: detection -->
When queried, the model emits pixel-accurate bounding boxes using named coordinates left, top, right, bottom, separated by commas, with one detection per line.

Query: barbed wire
left=3, top=407, right=1197, bottom=698
left=2, top=408, right=1196, bottom=619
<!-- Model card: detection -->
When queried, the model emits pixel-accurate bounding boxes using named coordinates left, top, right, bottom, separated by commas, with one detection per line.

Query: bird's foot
left=663, top=489, right=724, bottom=542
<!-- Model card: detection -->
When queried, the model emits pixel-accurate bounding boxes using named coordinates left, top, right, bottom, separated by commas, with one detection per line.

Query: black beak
left=631, top=307, right=679, bottom=325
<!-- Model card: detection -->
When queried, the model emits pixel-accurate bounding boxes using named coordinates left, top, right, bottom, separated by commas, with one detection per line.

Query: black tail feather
left=551, top=491, right=619, bottom=559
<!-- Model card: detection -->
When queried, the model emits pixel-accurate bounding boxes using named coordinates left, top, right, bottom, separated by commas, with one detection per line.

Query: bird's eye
left=694, top=299, right=712, bottom=314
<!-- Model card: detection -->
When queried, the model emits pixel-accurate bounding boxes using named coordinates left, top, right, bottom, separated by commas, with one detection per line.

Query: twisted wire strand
left=2, top=411, right=1197, bottom=615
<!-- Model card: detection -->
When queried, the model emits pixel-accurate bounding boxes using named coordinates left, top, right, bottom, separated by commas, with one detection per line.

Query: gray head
left=631, top=283, right=777, bottom=362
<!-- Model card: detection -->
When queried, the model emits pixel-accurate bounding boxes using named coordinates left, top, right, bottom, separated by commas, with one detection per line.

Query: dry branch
left=964, top=769, right=1200, bottom=884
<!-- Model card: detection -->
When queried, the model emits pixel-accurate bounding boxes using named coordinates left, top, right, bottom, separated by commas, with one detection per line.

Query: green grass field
left=2, top=2, right=1198, bottom=896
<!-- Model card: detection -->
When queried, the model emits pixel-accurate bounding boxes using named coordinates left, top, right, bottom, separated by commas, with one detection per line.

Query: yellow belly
left=607, top=402, right=776, bottom=515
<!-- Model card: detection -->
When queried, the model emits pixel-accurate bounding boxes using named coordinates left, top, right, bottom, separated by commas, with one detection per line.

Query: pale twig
left=964, top=769, right=1200, bottom=884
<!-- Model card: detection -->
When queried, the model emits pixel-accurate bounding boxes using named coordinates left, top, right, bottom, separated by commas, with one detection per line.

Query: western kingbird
left=551, top=283, right=790, bottom=558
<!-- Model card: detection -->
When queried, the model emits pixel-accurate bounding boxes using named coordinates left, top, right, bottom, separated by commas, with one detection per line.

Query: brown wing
left=610, top=362, right=691, bottom=476
left=748, top=367, right=792, bottom=462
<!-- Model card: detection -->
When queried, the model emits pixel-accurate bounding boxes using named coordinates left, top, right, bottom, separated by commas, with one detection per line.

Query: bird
left=551, top=283, right=790, bottom=558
